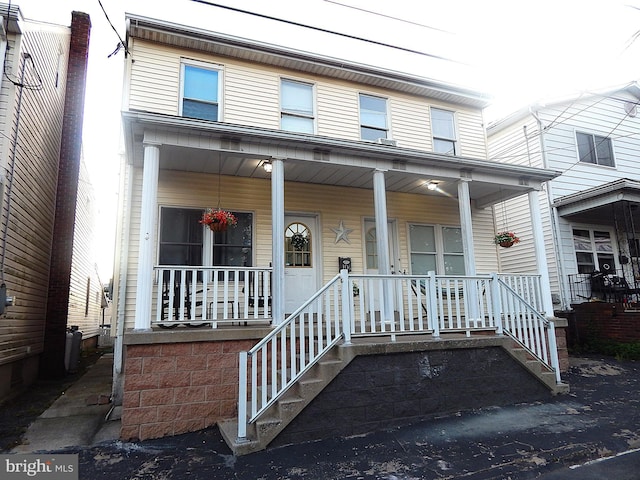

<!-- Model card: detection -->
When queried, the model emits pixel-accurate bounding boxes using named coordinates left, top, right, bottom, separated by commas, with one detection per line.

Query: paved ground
left=5, top=354, right=640, bottom=479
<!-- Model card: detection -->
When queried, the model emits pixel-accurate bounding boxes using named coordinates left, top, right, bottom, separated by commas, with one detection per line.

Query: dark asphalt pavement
left=50, top=355, right=640, bottom=479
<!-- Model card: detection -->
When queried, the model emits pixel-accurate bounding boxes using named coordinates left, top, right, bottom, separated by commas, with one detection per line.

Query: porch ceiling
left=123, top=111, right=560, bottom=208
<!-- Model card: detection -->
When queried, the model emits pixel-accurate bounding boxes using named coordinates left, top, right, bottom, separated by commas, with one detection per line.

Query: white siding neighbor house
left=114, top=11, right=569, bottom=451
left=488, top=83, right=640, bottom=310
left=0, top=4, right=93, bottom=400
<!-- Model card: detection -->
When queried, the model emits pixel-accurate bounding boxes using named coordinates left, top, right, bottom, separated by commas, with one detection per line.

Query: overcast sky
left=8, top=0, right=640, bottom=278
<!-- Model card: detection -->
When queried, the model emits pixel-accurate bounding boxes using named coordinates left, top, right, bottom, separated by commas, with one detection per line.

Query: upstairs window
left=180, top=62, right=220, bottom=121
left=576, top=132, right=614, bottom=167
left=359, top=93, right=388, bottom=141
left=431, top=108, right=457, bottom=155
left=281, top=79, right=314, bottom=134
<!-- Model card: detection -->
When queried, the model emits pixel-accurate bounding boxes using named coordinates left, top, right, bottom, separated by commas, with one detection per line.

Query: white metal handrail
left=237, top=272, right=349, bottom=440
left=496, top=276, right=560, bottom=382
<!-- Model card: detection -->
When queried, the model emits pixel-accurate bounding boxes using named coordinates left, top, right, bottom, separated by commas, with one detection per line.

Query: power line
left=190, top=0, right=465, bottom=65
left=97, top=0, right=131, bottom=58
left=323, top=0, right=454, bottom=34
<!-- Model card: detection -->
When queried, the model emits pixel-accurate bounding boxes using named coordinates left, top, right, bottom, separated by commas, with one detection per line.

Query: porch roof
left=553, top=178, right=640, bottom=223
left=123, top=110, right=561, bottom=208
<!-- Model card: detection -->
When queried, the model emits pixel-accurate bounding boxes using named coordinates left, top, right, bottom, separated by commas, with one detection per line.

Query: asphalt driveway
left=31, top=355, right=640, bottom=479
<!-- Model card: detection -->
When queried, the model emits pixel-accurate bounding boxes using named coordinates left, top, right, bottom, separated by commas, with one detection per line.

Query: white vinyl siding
left=128, top=40, right=180, bottom=115
left=0, top=23, right=81, bottom=368
left=127, top=40, right=490, bottom=157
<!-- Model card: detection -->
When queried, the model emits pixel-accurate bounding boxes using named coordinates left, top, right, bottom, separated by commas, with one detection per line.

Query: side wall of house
left=121, top=170, right=500, bottom=330
left=127, top=40, right=487, bottom=159
left=487, top=117, right=561, bottom=305
left=538, top=94, right=640, bottom=199
left=0, top=22, right=71, bottom=398
left=67, top=159, right=103, bottom=340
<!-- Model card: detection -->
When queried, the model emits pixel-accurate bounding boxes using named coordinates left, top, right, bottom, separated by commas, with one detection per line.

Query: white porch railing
left=236, top=271, right=561, bottom=441
left=237, top=273, right=348, bottom=439
left=152, top=266, right=272, bottom=327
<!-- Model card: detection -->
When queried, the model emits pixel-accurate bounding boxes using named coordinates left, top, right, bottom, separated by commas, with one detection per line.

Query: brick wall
left=41, top=12, right=91, bottom=378
left=560, top=303, right=640, bottom=346
left=121, top=339, right=255, bottom=441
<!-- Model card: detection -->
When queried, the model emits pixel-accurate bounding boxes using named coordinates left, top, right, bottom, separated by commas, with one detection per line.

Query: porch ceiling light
left=262, top=160, right=273, bottom=173
left=427, top=181, right=438, bottom=191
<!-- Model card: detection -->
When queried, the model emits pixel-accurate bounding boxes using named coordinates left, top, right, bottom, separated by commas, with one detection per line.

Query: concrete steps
left=218, top=346, right=352, bottom=455
left=504, top=344, right=569, bottom=395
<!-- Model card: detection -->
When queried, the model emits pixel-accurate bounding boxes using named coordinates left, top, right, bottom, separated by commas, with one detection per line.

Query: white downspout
left=112, top=157, right=132, bottom=404
left=532, top=109, right=570, bottom=309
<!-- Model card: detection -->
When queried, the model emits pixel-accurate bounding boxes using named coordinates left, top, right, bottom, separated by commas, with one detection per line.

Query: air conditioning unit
left=376, top=138, right=397, bottom=147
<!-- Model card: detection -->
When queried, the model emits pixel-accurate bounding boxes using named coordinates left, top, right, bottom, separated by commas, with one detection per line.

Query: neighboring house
left=487, top=83, right=640, bottom=310
left=0, top=4, right=92, bottom=400
left=67, top=157, right=107, bottom=344
left=115, top=13, right=568, bottom=451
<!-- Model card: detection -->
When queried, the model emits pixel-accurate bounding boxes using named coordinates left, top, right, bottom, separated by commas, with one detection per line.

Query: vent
left=313, top=149, right=330, bottom=161
left=392, top=159, right=407, bottom=170
left=376, top=138, right=397, bottom=147
left=221, top=137, right=241, bottom=151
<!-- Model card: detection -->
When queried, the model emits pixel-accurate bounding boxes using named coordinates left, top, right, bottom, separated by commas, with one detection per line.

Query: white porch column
left=529, top=190, right=554, bottom=316
left=373, top=170, right=391, bottom=275
left=373, top=169, right=393, bottom=323
left=457, top=179, right=476, bottom=275
left=134, top=143, right=160, bottom=330
left=271, top=157, right=285, bottom=325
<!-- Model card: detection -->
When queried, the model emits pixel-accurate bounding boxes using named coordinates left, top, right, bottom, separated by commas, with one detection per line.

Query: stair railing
left=237, top=271, right=350, bottom=441
left=493, top=273, right=561, bottom=383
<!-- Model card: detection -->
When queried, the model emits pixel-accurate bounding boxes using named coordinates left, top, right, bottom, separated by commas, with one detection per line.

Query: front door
left=284, top=215, right=318, bottom=313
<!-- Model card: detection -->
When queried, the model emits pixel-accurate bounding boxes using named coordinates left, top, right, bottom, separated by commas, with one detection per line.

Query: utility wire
left=190, top=0, right=465, bottom=65
left=97, top=0, right=131, bottom=57
left=323, top=0, right=454, bottom=34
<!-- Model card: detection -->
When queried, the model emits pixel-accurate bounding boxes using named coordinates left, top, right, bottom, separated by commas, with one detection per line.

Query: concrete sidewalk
left=11, top=353, right=120, bottom=453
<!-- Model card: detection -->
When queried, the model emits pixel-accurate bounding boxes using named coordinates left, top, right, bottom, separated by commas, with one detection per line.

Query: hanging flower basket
left=494, top=231, right=520, bottom=248
left=200, top=208, right=237, bottom=232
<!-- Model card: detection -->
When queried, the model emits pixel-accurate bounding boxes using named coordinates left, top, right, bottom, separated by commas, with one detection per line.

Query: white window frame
left=571, top=225, right=618, bottom=274
left=179, top=59, right=223, bottom=121
left=280, top=78, right=315, bottom=134
left=408, top=223, right=464, bottom=275
left=431, top=107, right=457, bottom=155
left=359, top=92, right=389, bottom=141
left=575, top=131, right=615, bottom=167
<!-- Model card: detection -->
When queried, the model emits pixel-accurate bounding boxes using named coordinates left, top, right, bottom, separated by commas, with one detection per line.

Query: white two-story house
left=488, top=83, right=640, bottom=309
left=114, top=10, right=568, bottom=452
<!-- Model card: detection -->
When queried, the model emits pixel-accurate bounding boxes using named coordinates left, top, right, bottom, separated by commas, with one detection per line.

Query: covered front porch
left=555, top=179, right=640, bottom=307
left=121, top=111, right=560, bottom=332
